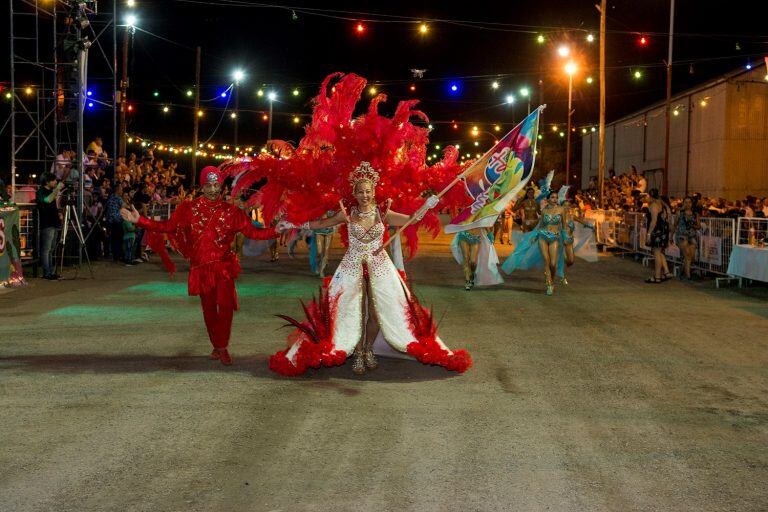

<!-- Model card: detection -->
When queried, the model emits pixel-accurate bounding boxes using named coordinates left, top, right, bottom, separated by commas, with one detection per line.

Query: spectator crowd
left=581, top=165, right=768, bottom=219
left=31, top=136, right=207, bottom=278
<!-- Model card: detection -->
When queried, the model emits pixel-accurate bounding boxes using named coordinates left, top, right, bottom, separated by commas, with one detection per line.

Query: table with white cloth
left=726, top=244, right=768, bottom=283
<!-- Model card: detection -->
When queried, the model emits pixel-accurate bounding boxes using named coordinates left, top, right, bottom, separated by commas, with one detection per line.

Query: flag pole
left=374, top=105, right=545, bottom=255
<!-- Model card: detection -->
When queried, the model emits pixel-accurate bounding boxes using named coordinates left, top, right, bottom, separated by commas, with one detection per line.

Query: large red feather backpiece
left=225, top=72, right=471, bottom=258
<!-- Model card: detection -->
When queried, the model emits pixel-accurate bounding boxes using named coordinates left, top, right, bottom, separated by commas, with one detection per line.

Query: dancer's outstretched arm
left=120, top=202, right=190, bottom=232
left=385, top=210, right=412, bottom=227
left=235, top=210, right=278, bottom=240
left=275, top=211, right=346, bottom=233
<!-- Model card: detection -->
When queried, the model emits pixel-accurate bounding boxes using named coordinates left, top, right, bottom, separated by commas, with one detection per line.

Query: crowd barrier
left=736, top=217, right=767, bottom=246
left=17, top=203, right=38, bottom=263
left=585, top=209, right=739, bottom=279
left=148, top=202, right=177, bottom=221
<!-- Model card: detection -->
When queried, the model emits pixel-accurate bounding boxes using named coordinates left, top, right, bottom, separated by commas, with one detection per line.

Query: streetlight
left=519, top=87, right=530, bottom=114
left=232, top=68, right=245, bottom=146
left=267, top=91, right=277, bottom=141
left=564, top=60, right=577, bottom=186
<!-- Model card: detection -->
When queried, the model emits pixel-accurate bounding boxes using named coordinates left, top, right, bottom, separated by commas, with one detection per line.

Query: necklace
left=357, top=206, right=376, bottom=219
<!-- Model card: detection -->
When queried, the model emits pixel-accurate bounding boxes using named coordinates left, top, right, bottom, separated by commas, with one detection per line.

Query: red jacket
left=137, top=196, right=275, bottom=295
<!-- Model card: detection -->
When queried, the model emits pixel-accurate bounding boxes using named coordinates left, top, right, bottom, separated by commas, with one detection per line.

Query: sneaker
left=131, top=259, right=143, bottom=264
left=124, top=262, right=134, bottom=267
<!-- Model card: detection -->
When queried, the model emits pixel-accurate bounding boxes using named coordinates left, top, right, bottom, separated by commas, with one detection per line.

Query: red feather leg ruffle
left=269, top=278, right=347, bottom=376
left=403, top=280, right=473, bottom=373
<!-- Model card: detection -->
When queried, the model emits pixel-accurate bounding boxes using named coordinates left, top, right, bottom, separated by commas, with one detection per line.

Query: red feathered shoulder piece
left=227, top=72, right=472, bottom=258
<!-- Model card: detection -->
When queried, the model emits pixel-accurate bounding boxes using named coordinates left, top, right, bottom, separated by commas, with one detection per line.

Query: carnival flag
left=445, top=106, right=542, bottom=233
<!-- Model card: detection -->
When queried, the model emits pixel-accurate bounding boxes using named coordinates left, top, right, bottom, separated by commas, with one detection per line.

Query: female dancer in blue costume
left=501, top=189, right=567, bottom=295
left=312, top=211, right=336, bottom=278
left=451, top=228, right=501, bottom=291
left=560, top=192, right=578, bottom=285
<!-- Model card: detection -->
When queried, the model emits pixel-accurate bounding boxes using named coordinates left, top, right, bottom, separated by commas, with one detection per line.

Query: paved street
left=1, top=234, right=766, bottom=512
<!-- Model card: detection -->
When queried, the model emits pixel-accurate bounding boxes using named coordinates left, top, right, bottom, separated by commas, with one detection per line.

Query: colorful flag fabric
left=445, top=107, right=542, bottom=233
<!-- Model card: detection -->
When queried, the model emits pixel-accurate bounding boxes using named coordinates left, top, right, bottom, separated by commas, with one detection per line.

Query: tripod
left=57, top=203, right=94, bottom=279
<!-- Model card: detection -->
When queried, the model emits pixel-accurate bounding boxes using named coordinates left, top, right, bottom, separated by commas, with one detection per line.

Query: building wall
left=687, top=84, right=727, bottom=198
left=723, top=68, right=768, bottom=198
left=580, top=74, right=763, bottom=199
left=613, top=114, right=645, bottom=175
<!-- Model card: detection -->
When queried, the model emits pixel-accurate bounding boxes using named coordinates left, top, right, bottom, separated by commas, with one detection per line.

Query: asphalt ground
left=1, top=233, right=766, bottom=512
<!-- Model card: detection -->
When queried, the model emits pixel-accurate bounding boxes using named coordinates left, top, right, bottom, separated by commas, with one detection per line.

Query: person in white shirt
left=51, top=150, right=74, bottom=179
left=636, top=172, right=647, bottom=194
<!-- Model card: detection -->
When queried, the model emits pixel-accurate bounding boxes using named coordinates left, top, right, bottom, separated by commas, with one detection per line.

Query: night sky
left=2, top=0, right=766, bottom=180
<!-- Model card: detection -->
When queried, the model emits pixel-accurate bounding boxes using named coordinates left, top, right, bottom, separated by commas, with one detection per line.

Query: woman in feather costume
left=227, top=73, right=472, bottom=376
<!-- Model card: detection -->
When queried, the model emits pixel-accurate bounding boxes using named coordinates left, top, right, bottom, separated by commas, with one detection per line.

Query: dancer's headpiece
left=348, top=161, right=380, bottom=190
left=200, top=166, right=224, bottom=186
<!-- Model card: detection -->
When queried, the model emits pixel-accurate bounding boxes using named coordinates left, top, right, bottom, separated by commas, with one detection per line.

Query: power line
left=171, top=0, right=768, bottom=40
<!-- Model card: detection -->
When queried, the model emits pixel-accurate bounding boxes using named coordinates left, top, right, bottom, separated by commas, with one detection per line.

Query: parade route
left=1, top=235, right=767, bottom=512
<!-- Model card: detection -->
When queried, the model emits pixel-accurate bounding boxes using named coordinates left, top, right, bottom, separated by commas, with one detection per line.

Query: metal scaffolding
left=8, top=0, right=117, bottom=213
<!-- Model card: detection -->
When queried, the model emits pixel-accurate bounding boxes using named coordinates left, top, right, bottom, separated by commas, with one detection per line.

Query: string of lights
left=171, top=0, right=768, bottom=41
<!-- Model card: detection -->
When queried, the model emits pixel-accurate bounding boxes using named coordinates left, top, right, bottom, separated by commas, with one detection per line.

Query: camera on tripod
left=59, top=186, right=79, bottom=208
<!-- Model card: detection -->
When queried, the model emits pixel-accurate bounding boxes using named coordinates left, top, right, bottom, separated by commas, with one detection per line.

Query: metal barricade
left=616, top=211, right=643, bottom=253
left=585, top=209, right=642, bottom=253
left=586, top=208, right=738, bottom=278
left=736, top=217, right=768, bottom=246
left=693, top=217, right=735, bottom=276
left=17, top=203, right=38, bottom=263
left=147, top=202, right=175, bottom=221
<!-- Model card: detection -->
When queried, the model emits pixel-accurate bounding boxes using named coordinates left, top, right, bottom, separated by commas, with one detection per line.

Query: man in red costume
left=120, top=166, right=276, bottom=365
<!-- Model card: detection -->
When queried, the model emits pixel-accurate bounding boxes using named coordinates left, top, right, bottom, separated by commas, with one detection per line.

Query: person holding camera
left=35, top=172, right=65, bottom=280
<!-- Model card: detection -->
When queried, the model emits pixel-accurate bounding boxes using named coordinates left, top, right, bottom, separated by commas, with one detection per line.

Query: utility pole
left=118, top=24, right=130, bottom=158
left=233, top=82, right=239, bottom=147
left=566, top=72, right=573, bottom=186
left=662, top=0, right=675, bottom=197
left=191, top=46, right=200, bottom=188
left=598, top=0, right=607, bottom=208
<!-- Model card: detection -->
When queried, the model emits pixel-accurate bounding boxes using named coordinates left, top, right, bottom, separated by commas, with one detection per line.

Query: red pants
left=199, top=278, right=236, bottom=350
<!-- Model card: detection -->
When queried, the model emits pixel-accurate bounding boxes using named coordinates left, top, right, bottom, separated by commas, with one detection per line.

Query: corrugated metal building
left=581, top=63, right=768, bottom=199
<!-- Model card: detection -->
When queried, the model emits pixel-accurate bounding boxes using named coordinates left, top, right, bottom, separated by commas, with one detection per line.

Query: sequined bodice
left=336, top=207, right=389, bottom=279
left=348, top=219, right=385, bottom=247
left=542, top=213, right=562, bottom=226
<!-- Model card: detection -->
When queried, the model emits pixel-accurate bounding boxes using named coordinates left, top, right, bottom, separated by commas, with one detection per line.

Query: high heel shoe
left=364, top=349, right=378, bottom=370
left=352, top=349, right=366, bottom=375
